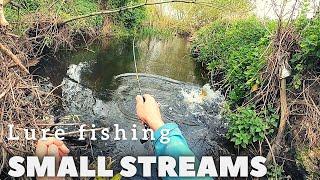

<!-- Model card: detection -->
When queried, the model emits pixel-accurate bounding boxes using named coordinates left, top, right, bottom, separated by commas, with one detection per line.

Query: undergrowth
left=192, top=17, right=278, bottom=150
left=5, top=0, right=103, bottom=35
left=193, top=18, right=276, bottom=106
left=104, top=0, right=146, bottom=37
left=290, top=15, right=320, bottom=89
left=192, top=14, right=319, bottom=179
left=226, top=106, right=278, bottom=148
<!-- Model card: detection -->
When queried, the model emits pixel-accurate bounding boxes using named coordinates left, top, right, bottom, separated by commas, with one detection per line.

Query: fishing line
left=132, top=37, right=151, bottom=144
left=133, top=37, right=143, bottom=96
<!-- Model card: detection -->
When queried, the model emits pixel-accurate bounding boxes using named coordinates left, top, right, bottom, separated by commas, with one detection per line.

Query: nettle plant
left=226, top=106, right=278, bottom=148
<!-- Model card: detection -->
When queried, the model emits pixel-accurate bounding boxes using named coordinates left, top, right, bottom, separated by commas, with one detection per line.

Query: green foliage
left=5, top=0, right=41, bottom=34
left=105, top=0, right=146, bottom=34
left=291, top=16, right=320, bottom=89
left=226, top=106, right=278, bottom=148
left=267, top=164, right=285, bottom=180
left=193, top=18, right=275, bottom=105
left=193, top=18, right=278, bottom=149
left=55, top=0, right=103, bottom=29
left=5, top=0, right=103, bottom=35
left=145, top=0, right=251, bottom=35
left=139, top=26, right=173, bottom=38
left=296, top=147, right=320, bottom=180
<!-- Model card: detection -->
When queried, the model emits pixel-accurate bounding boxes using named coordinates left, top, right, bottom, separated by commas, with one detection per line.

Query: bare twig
left=47, top=128, right=105, bottom=137
left=60, top=0, right=213, bottom=25
left=0, top=43, right=29, bottom=74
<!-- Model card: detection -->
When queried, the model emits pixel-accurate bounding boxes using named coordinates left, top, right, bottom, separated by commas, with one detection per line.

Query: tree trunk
left=0, top=0, right=9, bottom=27
left=266, top=78, right=289, bottom=164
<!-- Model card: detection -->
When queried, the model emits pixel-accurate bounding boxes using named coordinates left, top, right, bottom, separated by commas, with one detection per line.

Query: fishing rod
left=132, top=37, right=150, bottom=144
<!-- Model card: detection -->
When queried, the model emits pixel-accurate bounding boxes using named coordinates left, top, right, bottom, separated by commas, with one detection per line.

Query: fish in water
left=181, top=84, right=222, bottom=105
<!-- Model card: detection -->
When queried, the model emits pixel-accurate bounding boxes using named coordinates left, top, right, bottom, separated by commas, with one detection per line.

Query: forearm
left=153, top=123, right=212, bottom=180
left=153, top=123, right=194, bottom=157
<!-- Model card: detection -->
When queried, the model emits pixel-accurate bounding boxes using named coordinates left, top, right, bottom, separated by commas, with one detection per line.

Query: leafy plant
left=290, top=15, right=320, bottom=89
left=267, top=164, right=285, bottom=180
left=193, top=18, right=275, bottom=105
left=105, top=0, right=146, bottom=35
left=226, top=106, right=278, bottom=148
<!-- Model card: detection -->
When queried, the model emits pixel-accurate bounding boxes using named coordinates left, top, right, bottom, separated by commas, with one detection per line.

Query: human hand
left=36, top=137, right=70, bottom=165
left=35, top=137, right=69, bottom=180
left=136, top=94, right=164, bottom=131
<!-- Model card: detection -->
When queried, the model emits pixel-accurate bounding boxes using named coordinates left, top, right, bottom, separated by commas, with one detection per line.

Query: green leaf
left=235, top=139, right=242, bottom=145
left=111, top=173, right=122, bottom=180
left=253, top=136, right=259, bottom=142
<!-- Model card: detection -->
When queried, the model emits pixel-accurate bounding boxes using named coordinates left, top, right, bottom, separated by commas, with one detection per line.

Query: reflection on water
left=136, top=36, right=202, bottom=84
left=40, top=36, right=205, bottom=98
left=85, top=37, right=204, bottom=94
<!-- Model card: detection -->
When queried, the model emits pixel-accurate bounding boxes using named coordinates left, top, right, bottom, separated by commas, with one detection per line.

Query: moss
left=297, top=147, right=320, bottom=179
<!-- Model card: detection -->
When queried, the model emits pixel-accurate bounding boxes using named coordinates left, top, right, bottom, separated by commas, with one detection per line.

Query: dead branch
left=0, top=34, right=57, bottom=167
left=0, top=43, right=29, bottom=74
left=60, top=0, right=211, bottom=25
left=0, top=85, right=10, bottom=100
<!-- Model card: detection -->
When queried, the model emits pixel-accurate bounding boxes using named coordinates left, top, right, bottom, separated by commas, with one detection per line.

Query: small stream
left=36, top=36, right=205, bottom=99
left=34, top=36, right=232, bottom=171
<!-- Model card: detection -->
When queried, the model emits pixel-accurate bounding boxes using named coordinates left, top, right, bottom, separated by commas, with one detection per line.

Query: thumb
left=36, top=142, right=47, bottom=160
left=136, top=95, right=144, bottom=106
left=136, top=95, right=144, bottom=118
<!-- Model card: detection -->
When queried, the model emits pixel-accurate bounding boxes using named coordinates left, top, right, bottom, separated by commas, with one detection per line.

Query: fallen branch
left=265, top=135, right=276, bottom=165
left=60, top=0, right=211, bottom=25
left=36, top=123, right=82, bottom=126
left=47, top=128, right=105, bottom=137
left=0, top=43, right=29, bottom=74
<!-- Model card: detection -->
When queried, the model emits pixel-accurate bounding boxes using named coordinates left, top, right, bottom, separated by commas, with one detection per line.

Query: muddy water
left=35, top=36, right=231, bottom=171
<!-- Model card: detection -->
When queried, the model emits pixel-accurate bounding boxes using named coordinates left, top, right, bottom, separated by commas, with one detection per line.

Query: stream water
left=37, top=36, right=205, bottom=99
left=35, top=36, right=232, bottom=172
